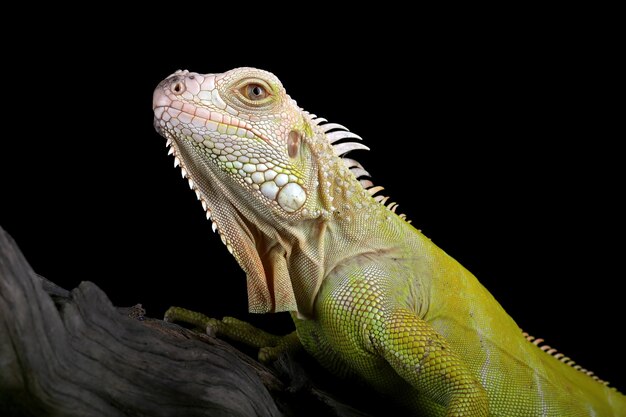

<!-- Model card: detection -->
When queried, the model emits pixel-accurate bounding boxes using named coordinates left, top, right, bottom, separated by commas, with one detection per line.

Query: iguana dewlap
left=153, top=67, right=625, bottom=416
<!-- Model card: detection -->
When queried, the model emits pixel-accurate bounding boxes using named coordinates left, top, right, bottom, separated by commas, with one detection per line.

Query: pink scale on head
left=185, top=78, right=201, bottom=95
left=195, top=107, right=211, bottom=120
left=178, top=113, right=192, bottom=124
left=182, top=103, right=196, bottom=115
left=201, top=76, right=215, bottom=91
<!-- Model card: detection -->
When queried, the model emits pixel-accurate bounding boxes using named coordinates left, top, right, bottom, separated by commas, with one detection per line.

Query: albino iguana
left=152, top=67, right=625, bottom=416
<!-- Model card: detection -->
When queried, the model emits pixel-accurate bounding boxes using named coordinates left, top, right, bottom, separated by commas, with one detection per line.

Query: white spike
left=188, top=178, right=194, bottom=189
left=166, top=138, right=172, bottom=147
left=168, top=147, right=174, bottom=155
left=327, top=131, right=363, bottom=144
left=206, top=210, right=211, bottom=220
left=374, top=195, right=385, bottom=202
left=320, top=123, right=349, bottom=133
left=332, top=142, right=369, bottom=156
left=212, top=222, right=217, bottom=233
left=351, top=167, right=370, bottom=178
left=360, top=179, right=374, bottom=189
left=181, top=168, right=187, bottom=178
left=380, top=196, right=390, bottom=205
left=399, top=214, right=407, bottom=220
left=174, top=157, right=180, bottom=168
left=226, top=244, right=233, bottom=254
left=220, top=234, right=226, bottom=245
left=201, top=200, right=207, bottom=211
left=390, top=203, right=399, bottom=213
left=342, top=158, right=364, bottom=170
left=195, top=189, right=201, bottom=200
left=367, top=186, right=385, bottom=196
left=312, top=117, right=327, bottom=125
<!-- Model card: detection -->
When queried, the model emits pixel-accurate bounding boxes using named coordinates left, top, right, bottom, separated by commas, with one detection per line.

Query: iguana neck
left=241, top=127, right=400, bottom=318
left=152, top=67, right=407, bottom=317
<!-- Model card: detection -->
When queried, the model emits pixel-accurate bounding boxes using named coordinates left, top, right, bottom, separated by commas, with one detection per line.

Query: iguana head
left=153, top=67, right=384, bottom=314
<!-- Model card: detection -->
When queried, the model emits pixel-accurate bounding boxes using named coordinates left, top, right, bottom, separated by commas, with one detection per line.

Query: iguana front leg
left=164, top=307, right=301, bottom=362
left=374, top=308, right=489, bottom=416
left=314, top=266, right=489, bottom=417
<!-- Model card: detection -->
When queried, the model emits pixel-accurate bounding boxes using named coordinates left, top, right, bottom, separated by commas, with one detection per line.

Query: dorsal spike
left=342, top=158, right=365, bottom=170
left=311, top=116, right=411, bottom=223
left=351, top=167, right=370, bottom=178
left=522, top=330, right=615, bottom=389
left=360, top=179, right=374, bottom=189
left=367, top=186, right=385, bottom=196
left=332, top=142, right=369, bottom=156
left=327, top=131, right=364, bottom=144
left=320, top=122, right=349, bottom=133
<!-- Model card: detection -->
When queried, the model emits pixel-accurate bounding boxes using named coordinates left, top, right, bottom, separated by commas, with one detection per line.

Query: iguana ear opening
left=288, top=130, right=301, bottom=159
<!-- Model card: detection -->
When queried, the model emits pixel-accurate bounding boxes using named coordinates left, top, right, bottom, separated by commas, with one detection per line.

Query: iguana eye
left=243, top=83, right=269, bottom=100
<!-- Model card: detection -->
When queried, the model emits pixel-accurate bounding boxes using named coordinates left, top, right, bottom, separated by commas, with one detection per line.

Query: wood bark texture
left=0, top=226, right=381, bottom=417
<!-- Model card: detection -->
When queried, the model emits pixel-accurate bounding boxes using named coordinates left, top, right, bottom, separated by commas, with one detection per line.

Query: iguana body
left=152, top=68, right=625, bottom=416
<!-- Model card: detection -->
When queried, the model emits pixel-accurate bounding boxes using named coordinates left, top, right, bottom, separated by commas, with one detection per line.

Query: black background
left=1, top=11, right=623, bottom=393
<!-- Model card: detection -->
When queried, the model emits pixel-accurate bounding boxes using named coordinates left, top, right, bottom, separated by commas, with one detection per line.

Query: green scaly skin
left=153, top=68, right=625, bottom=416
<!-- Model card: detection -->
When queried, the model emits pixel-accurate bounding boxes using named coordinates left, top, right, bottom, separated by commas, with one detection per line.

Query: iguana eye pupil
left=246, top=84, right=268, bottom=100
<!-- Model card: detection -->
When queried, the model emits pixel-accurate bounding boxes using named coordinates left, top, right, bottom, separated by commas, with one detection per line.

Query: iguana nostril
left=171, top=81, right=185, bottom=94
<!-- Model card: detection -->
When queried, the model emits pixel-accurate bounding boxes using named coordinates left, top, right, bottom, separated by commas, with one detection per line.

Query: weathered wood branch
left=0, top=226, right=378, bottom=417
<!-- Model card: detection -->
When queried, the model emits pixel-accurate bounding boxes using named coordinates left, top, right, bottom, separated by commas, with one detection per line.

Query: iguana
left=152, top=67, right=625, bottom=416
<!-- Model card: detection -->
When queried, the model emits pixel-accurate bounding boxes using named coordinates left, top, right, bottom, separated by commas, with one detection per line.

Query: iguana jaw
left=163, top=130, right=297, bottom=313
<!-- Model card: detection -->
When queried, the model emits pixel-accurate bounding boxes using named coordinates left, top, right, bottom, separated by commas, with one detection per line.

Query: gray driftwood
left=0, top=226, right=379, bottom=417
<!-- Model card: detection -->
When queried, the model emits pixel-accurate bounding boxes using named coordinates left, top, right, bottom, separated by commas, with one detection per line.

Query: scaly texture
left=153, top=68, right=626, bottom=416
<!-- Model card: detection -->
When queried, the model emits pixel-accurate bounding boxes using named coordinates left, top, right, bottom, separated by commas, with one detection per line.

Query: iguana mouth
left=154, top=104, right=271, bottom=145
